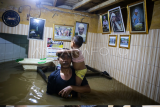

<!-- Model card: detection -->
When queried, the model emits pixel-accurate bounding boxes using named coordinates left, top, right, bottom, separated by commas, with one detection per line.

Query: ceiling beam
left=87, top=0, right=124, bottom=12
left=53, top=0, right=57, bottom=7
left=72, top=0, right=91, bottom=10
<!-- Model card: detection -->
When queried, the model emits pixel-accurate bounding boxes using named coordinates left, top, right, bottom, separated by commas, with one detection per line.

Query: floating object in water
left=86, top=65, right=112, bottom=80
left=17, top=58, right=55, bottom=71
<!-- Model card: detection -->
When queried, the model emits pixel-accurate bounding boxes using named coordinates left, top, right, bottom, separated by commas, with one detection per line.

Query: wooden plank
left=72, top=0, right=91, bottom=10
left=53, top=0, right=57, bottom=7
left=87, top=0, right=124, bottom=12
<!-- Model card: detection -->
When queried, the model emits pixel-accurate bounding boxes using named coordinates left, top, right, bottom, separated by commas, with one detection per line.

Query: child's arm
left=56, top=49, right=79, bottom=57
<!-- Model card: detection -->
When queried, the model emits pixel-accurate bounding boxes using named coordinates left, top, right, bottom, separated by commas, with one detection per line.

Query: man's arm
left=56, top=49, right=79, bottom=57
left=71, top=84, right=91, bottom=93
left=58, top=85, right=91, bottom=98
left=46, top=72, right=57, bottom=95
left=46, top=76, right=54, bottom=95
left=58, top=76, right=91, bottom=98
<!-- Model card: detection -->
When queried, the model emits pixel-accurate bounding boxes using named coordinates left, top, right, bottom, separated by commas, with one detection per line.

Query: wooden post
left=72, top=0, right=91, bottom=10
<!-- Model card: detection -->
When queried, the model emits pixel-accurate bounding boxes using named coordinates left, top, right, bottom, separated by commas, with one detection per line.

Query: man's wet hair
left=72, top=36, right=83, bottom=48
left=57, top=48, right=71, bottom=58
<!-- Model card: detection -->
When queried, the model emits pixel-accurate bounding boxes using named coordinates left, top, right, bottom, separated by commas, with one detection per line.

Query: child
left=56, top=36, right=87, bottom=97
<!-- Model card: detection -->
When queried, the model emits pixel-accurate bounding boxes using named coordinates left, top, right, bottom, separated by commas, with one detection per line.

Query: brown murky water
left=0, top=61, right=159, bottom=105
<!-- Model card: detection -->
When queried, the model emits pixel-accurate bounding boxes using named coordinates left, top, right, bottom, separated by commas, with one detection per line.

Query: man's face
left=135, top=12, right=138, bottom=15
left=78, top=27, right=84, bottom=35
left=58, top=53, right=72, bottom=68
left=112, top=16, right=116, bottom=22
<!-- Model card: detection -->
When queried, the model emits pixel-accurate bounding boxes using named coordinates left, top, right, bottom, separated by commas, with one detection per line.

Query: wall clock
left=2, top=10, right=20, bottom=27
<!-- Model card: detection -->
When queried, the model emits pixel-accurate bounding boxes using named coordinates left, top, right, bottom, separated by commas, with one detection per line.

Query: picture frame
left=74, top=21, right=89, bottom=43
left=28, top=17, right=46, bottom=40
left=108, top=6, right=125, bottom=33
left=108, top=35, right=117, bottom=47
left=101, top=12, right=111, bottom=34
left=119, top=35, right=131, bottom=49
left=128, top=0, right=148, bottom=34
left=53, top=24, right=74, bottom=42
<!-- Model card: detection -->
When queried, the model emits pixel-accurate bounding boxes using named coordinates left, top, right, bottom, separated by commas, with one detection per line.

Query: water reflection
left=29, top=98, right=38, bottom=103
left=27, top=82, right=43, bottom=103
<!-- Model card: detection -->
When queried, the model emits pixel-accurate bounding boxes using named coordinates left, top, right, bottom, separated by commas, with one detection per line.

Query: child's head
left=71, top=36, right=83, bottom=49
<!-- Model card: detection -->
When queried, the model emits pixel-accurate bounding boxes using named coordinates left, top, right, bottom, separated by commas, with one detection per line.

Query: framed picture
left=119, top=35, right=131, bottom=49
left=128, top=0, right=148, bottom=34
left=101, top=12, right=111, bottom=34
left=108, top=35, right=117, bottom=47
left=74, top=21, right=89, bottom=43
left=28, top=17, right=46, bottom=40
left=53, top=24, right=74, bottom=41
left=108, top=6, right=125, bottom=33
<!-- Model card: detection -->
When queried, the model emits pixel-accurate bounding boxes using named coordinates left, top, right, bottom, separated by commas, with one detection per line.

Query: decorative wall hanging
left=101, top=12, right=111, bottom=34
left=2, top=10, right=20, bottom=27
left=74, top=21, right=89, bottom=43
left=53, top=24, right=73, bottom=42
left=28, top=17, right=46, bottom=40
left=108, top=6, right=125, bottom=33
left=128, top=0, right=148, bottom=34
left=119, top=35, right=131, bottom=49
left=108, top=35, right=117, bottom=47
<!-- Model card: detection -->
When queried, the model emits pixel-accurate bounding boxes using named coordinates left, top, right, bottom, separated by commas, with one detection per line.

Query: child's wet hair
left=72, top=36, right=83, bottom=48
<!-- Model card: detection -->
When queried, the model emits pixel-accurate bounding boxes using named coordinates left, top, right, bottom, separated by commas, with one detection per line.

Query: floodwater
left=0, top=61, right=159, bottom=105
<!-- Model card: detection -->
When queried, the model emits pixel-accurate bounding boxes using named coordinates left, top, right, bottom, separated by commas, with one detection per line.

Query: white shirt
left=103, top=20, right=109, bottom=29
left=112, top=21, right=122, bottom=31
left=78, top=33, right=86, bottom=42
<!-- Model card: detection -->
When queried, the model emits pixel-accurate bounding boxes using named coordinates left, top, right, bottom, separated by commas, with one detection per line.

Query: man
left=132, top=9, right=140, bottom=26
left=111, top=13, right=123, bottom=32
left=103, top=16, right=109, bottom=32
left=77, top=24, right=86, bottom=42
left=46, top=52, right=91, bottom=98
left=132, top=9, right=142, bottom=30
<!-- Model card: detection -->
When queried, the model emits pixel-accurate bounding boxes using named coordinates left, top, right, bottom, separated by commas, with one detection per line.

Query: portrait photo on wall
left=75, top=21, right=89, bottom=43
left=119, top=35, right=131, bottom=49
left=109, top=6, right=125, bottom=33
left=108, top=35, right=117, bottom=47
left=102, top=12, right=110, bottom=33
left=53, top=25, right=73, bottom=41
left=128, top=0, right=148, bottom=33
left=28, top=17, right=46, bottom=40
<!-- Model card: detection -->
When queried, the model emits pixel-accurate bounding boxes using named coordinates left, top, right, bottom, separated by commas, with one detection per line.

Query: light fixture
left=34, top=19, right=39, bottom=23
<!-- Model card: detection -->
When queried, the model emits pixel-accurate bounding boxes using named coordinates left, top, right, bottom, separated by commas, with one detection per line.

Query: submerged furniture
left=17, top=58, right=55, bottom=71
left=37, top=65, right=112, bottom=83
left=86, top=65, right=112, bottom=79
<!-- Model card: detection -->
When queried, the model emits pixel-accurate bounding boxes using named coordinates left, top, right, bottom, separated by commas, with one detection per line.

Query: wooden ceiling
left=40, top=0, right=154, bottom=14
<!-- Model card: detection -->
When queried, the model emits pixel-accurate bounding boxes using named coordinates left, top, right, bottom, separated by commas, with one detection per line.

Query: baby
left=56, top=36, right=87, bottom=97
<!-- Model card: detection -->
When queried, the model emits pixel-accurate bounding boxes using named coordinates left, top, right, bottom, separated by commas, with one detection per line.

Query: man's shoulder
left=81, top=34, right=86, bottom=37
left=49, top=69, right=60, bottom=79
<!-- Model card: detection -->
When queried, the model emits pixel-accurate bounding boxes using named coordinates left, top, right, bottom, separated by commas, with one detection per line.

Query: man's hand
left=58, top=86, right=72, bottom=98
